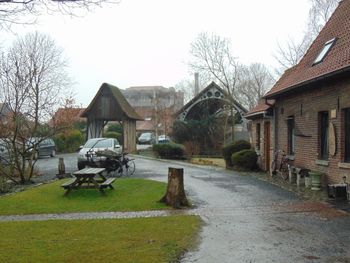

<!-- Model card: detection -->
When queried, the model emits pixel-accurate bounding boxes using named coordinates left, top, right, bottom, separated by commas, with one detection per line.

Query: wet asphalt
left=34, top=154, right=350, bottom=263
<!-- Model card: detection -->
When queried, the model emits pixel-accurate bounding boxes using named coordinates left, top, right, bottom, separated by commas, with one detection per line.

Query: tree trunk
left=160, top=167, right=189, bottom=208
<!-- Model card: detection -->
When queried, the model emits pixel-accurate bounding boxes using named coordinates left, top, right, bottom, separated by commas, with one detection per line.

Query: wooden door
left=264, top=122, right=271, bottom=171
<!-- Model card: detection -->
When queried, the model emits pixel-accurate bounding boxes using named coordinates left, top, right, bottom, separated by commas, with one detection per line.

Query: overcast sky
left=0, top=0, right=311, bottom=106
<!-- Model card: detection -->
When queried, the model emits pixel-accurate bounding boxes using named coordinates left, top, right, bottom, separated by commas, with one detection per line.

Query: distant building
left=121, top=86, right=184, bottom=135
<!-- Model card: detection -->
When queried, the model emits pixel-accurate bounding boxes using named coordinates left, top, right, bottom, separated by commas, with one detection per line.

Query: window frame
left=318, top=111, right=329, bottom=160
left=313, top=38, right=337, bottom=65
left=344, top=108, right=350, bottom=162
left=287, top=116, right=295, bottom=156
left=256, top=123, right=261, bottom=150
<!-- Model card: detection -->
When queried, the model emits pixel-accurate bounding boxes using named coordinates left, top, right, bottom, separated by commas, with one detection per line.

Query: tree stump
left=159, top=167, right=189, bottom=208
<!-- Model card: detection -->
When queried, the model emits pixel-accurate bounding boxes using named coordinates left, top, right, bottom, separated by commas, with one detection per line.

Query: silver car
left=77, top=138, right=122, bottom=170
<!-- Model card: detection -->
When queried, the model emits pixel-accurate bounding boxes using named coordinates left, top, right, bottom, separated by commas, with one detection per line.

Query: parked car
left=138, top=132, right=156, bottom=145
left=28, top=138, right=56, bottom=159
left=0, top=139, right=10, bottom=164
left=158, top=135, right=171, bottom=144
left=77, top=138, right=122, bottom=170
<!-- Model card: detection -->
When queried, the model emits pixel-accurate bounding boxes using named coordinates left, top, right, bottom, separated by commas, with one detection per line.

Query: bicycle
left=118, top=153, right=136, bottom=177
left=271, top=150, right=291, bottom=180
left=89, top=150, right=135, bottom=177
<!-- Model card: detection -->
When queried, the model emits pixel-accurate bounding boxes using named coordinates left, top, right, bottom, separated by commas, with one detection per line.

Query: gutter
left=244, top=111, right=266, bottom=119
left=265, top=65, right=350, bottom=99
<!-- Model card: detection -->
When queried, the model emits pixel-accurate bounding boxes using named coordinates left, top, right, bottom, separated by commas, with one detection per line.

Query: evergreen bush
left=104, top=131, right=122, bottom=142
left=153, top=143, right=185, bottom=159
left=231, top=149, right=258, bottom=170
left=222, top=140, right=251, bottom=167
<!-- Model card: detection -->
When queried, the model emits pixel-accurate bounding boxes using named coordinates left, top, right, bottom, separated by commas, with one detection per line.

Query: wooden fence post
left=160, top=167, right=189, bottom=208
left=58, top=157, right=65, bottom=175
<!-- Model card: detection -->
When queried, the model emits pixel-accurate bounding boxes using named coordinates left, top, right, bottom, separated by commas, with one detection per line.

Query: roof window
left=313, top=38, right=337, bottom=65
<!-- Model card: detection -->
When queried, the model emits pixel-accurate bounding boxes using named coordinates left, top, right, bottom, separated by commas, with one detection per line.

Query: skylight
left=313, top=38, right=337, bottom=65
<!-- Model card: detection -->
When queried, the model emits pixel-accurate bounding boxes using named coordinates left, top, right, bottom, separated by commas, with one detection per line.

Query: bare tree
left=189, top=32, right=242, bottom=143
left=0, top=31, right=72, bottom=183
left=308, top=0, right=340, bottom=36
left=274, top=35, right=313, bottom=74
left=0, top=0, right=118, bottom=30
left=175, top=79, right=195, bottom=103
left=189, top=32, right=240, bottom=98
left=274, top=0, right=339, bottom=75
left=237, top=63, right=275, bottom=110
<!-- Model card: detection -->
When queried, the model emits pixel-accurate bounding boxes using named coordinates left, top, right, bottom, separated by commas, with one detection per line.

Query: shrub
left=65, top=130, right=84, bottom=152
left=231, top=149, right=258, bottom=170
left=222, top=140, right=251, bottom=167
left=0, top=175, right=11, bottom=193
left=53, top=134, right=65, bottom=152
left=106, top=123, right=123, bottom=134
left=153, top=143, right=185, bottom=159
left=54, top=129, right=84, bottom=153
left=104, top=131, right=122, bottom=142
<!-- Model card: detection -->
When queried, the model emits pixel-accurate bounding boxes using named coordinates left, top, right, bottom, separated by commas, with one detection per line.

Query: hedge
left=222, top=140, right=251, bottom=167
left=231, top=149, right=258, bottom=170
left=153, top=143, right=185, bottom=159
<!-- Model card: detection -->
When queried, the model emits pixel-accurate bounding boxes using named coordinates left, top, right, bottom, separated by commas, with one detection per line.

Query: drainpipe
left=265, top=98, right=277, bottom=172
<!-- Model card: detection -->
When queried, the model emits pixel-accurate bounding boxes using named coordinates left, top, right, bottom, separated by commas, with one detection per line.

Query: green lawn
left=0, top=215, right=201, bottom=263
left=0, top=178, right=168, bottom=215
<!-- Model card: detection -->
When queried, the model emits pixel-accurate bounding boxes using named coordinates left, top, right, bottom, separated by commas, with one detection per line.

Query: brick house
left=246, top=0, right=350, bottom=184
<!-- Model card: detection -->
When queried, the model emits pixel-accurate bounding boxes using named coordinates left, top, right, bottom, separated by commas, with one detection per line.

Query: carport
left=80, top=83, right=142, bottom=153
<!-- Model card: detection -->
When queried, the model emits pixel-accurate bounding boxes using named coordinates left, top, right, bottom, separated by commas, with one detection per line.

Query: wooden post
left=58, top=158, right=65, bottom=175
left=160, top=167, right=189, bottom=208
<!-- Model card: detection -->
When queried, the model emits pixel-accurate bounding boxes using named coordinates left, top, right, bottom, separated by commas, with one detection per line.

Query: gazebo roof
left=80, top=83, right=142, bottom=120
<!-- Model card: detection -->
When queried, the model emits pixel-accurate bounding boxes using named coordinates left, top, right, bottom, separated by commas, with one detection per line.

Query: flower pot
left=310, top=172, right=322, bottom=191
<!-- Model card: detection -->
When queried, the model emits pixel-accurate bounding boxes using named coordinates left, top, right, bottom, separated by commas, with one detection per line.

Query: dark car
left=29, top=138, right=56, bottom=159
left=138, top=132, right=156, bottom=145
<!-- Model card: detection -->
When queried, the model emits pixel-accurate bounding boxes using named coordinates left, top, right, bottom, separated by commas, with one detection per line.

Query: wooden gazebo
left=80, top=83, right=142, bottom=153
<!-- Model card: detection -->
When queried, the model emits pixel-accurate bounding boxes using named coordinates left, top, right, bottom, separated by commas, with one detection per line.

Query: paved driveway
left=35, top=154, right=350, bottom=263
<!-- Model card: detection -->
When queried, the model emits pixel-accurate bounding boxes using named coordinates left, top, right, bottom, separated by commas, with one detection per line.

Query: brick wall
left=275, top=76, right=350, bottom=184
left=250, top=116, right=274, bottom=172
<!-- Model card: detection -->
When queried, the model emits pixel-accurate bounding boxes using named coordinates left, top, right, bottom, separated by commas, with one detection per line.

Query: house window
left=256, top=123, right=261, bottom=150
left=319, top=111, right=329, bottom=160
left=313, top=38, right=336, bottom=65
left=344, top=108, right=350, bottom=162
left=287, top=116, right=295, bottom=155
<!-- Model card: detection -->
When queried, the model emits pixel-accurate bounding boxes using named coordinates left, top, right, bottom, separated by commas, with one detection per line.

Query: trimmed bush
left=222, top=140, right=251, bottom=167
left=104, top=131, right=122, bottom=142
left=153, top=143, right=185, bottom=159
left=107, top=123, right=123, bottom=134
left=53, top=134, right=66, bottom=152
left=231, top=149, right=258, bottom=170
left=53, top=129, right=84, bottom=153
left=65, top=130, right=84, bottom=152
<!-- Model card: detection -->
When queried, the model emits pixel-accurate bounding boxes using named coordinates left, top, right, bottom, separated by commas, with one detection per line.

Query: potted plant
left=310, top=171, right=323, bottom=191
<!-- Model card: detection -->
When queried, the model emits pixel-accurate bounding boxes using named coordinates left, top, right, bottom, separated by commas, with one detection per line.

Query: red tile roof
left=265, top=0, right=350, bottom=98
left=245, top=99, right=275, bottom=118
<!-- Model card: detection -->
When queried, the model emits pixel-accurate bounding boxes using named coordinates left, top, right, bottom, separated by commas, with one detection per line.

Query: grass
left=0, top=215, right=201, bottom=263
left=0, top=178, right=169, bottom=215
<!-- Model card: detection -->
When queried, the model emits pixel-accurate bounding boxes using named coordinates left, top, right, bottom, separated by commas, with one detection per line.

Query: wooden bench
left=61, top=178, right=77, bottom=190
left=99, top=178, right=116, bottom=190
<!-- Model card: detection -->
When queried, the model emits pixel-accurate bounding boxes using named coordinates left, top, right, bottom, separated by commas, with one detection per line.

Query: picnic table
left=61, top=167, right=115, bottom=195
